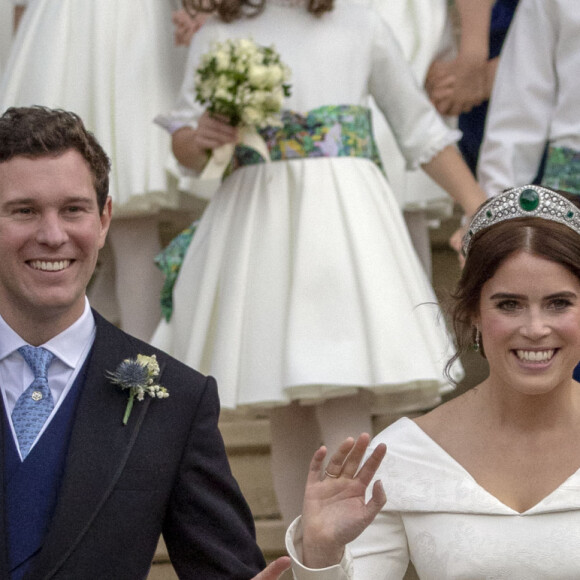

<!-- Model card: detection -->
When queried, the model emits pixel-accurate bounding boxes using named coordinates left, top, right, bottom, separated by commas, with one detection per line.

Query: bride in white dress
left=0, top=0, right=188, bottom=340
left=288, top=186, right=580, bottom=578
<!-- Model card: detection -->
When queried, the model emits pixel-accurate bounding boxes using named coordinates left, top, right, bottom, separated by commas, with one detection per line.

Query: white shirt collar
left=0, top=297, right=96, bottom=367
left=0, top=298, right=97, bottom=459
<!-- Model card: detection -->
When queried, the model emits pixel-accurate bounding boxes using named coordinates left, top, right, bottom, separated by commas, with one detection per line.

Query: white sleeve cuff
left=286, top=517, right=353, bottom=580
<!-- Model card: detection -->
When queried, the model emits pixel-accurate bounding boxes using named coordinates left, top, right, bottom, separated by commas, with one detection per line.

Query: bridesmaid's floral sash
left=226, top=104, right=384, bottom=176
left=542, top=145, right=580, bottom=194
left=156, top=104, right=383, bottom=321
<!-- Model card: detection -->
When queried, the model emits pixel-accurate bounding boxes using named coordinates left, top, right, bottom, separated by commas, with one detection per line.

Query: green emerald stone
left=519, top=188, right=540, bottom=212
left=567, top=210, right=575, bottom=219
left=486, top=209, right=493, bottom=219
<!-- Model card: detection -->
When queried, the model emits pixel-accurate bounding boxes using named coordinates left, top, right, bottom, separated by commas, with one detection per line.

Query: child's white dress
left=152, top=0, right=463, bottom=412
left=0, top=0, right=15, bottom=78
left=0, top=0, right=185, bottom=217
left=370, top=0, right=456, bottom=217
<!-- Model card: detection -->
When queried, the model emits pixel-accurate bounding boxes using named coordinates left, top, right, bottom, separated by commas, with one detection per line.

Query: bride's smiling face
left=476, top=250, right=580, bottom=396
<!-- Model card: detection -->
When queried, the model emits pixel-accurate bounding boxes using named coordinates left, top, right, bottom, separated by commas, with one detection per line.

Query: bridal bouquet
left=195, top=37, right=292, bottom=129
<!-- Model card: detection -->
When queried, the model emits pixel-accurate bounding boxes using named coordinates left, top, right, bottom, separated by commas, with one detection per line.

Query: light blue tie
left=12, top=346, right=55, bottom=459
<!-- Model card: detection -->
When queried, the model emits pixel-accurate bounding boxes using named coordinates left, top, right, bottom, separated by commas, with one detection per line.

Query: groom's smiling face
left=0, top=149, right=111, bottom=338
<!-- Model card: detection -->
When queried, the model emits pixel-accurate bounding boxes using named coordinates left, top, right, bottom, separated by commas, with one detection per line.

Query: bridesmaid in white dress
left=0, top=0, right=188, bottom=340
left=369, top=0, right=455, bottom=278
left=0, top=0, right=17, bottom=77
left=153, top=0, right=487, bottom=524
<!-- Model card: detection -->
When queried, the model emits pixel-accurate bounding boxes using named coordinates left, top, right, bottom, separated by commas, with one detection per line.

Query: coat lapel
left=27, top=314, right=158, bottom=580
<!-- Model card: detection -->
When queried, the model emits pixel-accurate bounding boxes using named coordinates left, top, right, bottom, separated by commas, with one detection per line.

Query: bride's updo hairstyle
left=445, top=188, right=580, bottom=380
left=182, top=0, right=333, bottom=22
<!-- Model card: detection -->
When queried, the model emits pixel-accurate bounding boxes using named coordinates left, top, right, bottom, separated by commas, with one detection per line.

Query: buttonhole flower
left=107, top=354, right=169, bottom=425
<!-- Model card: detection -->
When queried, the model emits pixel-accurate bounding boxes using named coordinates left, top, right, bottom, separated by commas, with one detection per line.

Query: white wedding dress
left=288, top=417, right=580, bottom=579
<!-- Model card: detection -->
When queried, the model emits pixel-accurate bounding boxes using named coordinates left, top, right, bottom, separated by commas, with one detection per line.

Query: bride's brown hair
left=182, top=0, right=334, bottom=22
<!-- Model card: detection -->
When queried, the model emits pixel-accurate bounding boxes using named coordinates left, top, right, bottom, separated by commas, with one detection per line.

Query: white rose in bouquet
left=215, top=49, right=231, bottom=71
left=264, top=86, right=285, bottom=110
left=241, top=107, right=263, bottom=126
left=248, top=64, right=270, bottom=89
left=265, top=65, right=284, bottom=88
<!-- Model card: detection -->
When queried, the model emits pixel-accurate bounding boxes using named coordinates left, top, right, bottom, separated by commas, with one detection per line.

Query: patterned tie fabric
left=12, top=346, right=55, bottom=459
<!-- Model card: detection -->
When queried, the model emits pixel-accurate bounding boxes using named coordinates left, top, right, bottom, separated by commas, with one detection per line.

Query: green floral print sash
left=226, top=104, right=384, bottom=176
left=542, top=146, right=580, bottom=194
left=157, top=105, right=383, bottom=321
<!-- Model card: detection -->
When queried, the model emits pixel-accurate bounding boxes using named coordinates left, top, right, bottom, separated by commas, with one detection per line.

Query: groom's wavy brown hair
left=183, top=0, right=333, bottom=22
left=0, top=106, right=111, bottom=213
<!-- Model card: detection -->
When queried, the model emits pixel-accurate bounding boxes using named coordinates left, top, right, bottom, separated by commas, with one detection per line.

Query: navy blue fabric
left=458, top=0, right=519, bottom=174
left=490, top=0, right=519, bottom=34
left=4, top=358, right=88, bottom=580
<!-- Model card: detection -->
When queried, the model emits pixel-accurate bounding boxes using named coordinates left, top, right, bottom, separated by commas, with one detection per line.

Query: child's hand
left=196, top=111, right=238, bottom=151
left=449, top=226, right=466, bottom=269
left=426, top=55, right=489, bottom=116
left=172, top=9, right=208, bottom=47
left=171, top=112, right=238, bottom=172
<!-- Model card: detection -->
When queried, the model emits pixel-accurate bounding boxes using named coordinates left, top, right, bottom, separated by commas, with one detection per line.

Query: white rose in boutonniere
left=107, top=354, right=169, bottom=425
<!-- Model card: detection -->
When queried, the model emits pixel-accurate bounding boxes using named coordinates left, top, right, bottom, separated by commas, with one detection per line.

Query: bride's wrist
left=302, top=545, right=345, bottom=570
left=301, top=528, right=345, bottom=569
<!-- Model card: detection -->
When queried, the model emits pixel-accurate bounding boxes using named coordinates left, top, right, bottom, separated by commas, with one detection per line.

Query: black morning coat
left=0, top=311, right=266, bottom=579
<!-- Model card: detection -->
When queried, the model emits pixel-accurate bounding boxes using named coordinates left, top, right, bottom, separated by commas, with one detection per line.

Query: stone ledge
left=219, top=417, right=271, bottom=453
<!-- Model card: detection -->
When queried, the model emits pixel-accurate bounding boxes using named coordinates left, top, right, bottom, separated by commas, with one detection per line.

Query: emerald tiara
left=462, top=185, right=580, bottom=257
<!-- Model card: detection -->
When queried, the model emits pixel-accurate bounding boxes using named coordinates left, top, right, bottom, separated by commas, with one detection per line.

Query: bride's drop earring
left=472, top=326, right=481, bottom=353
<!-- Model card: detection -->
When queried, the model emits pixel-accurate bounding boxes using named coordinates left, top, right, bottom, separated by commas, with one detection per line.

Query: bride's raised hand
left=301, top=433, right=387, bottom=569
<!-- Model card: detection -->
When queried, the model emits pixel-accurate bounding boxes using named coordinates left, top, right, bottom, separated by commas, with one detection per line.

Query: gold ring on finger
left=324, top=470, right=340, bottom=479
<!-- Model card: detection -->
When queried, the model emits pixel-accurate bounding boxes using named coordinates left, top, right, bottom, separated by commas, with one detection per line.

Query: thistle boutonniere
left=107, top=354, right=169, bottom=425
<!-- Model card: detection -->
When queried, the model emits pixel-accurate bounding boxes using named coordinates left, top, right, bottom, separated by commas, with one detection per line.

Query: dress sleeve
left=368, top=13, right=461, bottom=170
left=162, top=375, right=266, bottom=579
left=155, top=22, right=215, bottom=135
left=477, top=0, right=557, bottom=196
left=286, top=511, right=409, bottom=580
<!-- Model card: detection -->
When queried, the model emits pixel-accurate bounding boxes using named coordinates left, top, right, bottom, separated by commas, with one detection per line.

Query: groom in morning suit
left=0, top=106, right=290, bottom=579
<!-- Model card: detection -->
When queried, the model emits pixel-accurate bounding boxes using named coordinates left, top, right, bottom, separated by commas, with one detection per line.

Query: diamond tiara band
left=462, top=185, right=580, bottom=256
